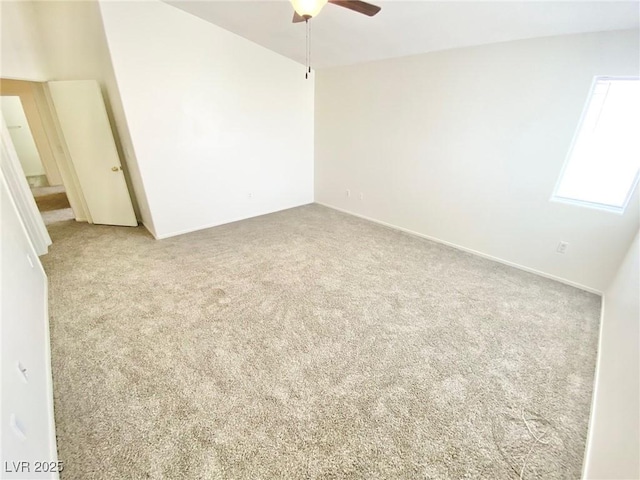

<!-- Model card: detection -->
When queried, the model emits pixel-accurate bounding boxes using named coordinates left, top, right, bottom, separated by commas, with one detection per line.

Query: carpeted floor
left=31, top=184, right=75, bottom=224
left=32, top=185, right=66, bottom=197
left=41, top=204, right=600, bottom=479
left=35, top=192, right=71, bottom=212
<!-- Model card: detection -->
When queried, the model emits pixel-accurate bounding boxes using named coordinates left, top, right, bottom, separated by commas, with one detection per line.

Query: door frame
left=0, top=78, right=92, bottom=223
left=0, top=115, right=51, bottom=255
left=0, top=80, right=61, bottom=186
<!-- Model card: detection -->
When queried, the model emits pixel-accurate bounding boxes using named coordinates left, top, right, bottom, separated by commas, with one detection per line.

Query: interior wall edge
left=315, top=201, right=603, bottom=295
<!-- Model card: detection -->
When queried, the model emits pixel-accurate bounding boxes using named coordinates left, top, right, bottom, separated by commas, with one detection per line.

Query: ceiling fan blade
left=328, top=0, right=381, bottom=16
left=292, top=11, right=306, bottom=23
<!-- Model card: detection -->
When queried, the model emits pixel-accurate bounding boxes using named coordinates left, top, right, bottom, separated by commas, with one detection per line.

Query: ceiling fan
left=291, top=0, right=381, bottom=78
left=290, top=0, right=381, bottom=22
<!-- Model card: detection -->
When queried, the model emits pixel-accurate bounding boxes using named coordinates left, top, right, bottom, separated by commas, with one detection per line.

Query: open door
left=48, top=80, right=137, bottom=227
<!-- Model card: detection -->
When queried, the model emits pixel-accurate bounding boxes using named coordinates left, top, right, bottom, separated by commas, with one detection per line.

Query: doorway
left=1, top=77, right=139, bottom=254
left=0, top=95, right=75, bottom=226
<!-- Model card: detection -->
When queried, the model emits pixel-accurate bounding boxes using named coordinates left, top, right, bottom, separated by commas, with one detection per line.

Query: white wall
left=315, top=29, right=639, bottom=293
left=32, top=0, right=153, bottom=230
left=1, top=96, right=45, bottom=177
left=1, top=170, right=58, bottom=479
left=99, top=0, right=314, bottom=239
left=583, top=230, right=639, bottom=479
left=0, top=1, right=49, bottom=81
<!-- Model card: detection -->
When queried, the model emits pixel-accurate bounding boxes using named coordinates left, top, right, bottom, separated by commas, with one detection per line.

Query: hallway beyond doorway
left=32, top=184, right=74, bottom=225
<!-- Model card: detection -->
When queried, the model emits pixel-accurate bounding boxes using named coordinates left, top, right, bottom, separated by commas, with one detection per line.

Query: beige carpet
left=31, top=184, right=74, bottom=224
left=41, top=204, right=600, bottom=479
left=40, top=207, right=75, bottom=225
left=34, top=192, right=71, bottom=212
left=31, top=184, right=66, bottom=197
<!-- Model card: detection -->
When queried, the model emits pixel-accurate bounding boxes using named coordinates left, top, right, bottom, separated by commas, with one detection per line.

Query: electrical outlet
left=556, top=241, right=569, bottom=254
left=346, top=189, right=351, bottom=197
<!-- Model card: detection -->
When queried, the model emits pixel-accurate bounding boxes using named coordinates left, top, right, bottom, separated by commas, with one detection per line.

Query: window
left=552, top=76, right=640, bottom=213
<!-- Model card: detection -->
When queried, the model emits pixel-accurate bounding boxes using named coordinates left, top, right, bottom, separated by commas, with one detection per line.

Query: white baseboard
left=142, top=221, right=158, bottom=240
left=581, top=297, right=606, bottom=479
left=315, top=202, right=602, bottom=295
left=153, top=202, right=314, bottom=240
left=42, top=276, right=61, bottom=475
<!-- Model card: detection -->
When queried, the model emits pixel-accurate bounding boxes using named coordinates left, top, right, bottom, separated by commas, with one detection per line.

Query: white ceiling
left=165, top=1, right=640, bottom=69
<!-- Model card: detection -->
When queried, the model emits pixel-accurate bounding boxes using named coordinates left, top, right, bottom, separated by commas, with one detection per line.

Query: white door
left=48, top=80, right=137, bottom=227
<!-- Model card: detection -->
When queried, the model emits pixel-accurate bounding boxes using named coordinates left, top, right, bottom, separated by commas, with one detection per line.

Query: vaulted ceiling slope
left=164, top=1, right=639, bottom=68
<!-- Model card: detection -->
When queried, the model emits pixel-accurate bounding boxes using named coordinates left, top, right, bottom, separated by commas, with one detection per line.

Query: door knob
left=112, top=166, right=119, bottom=172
